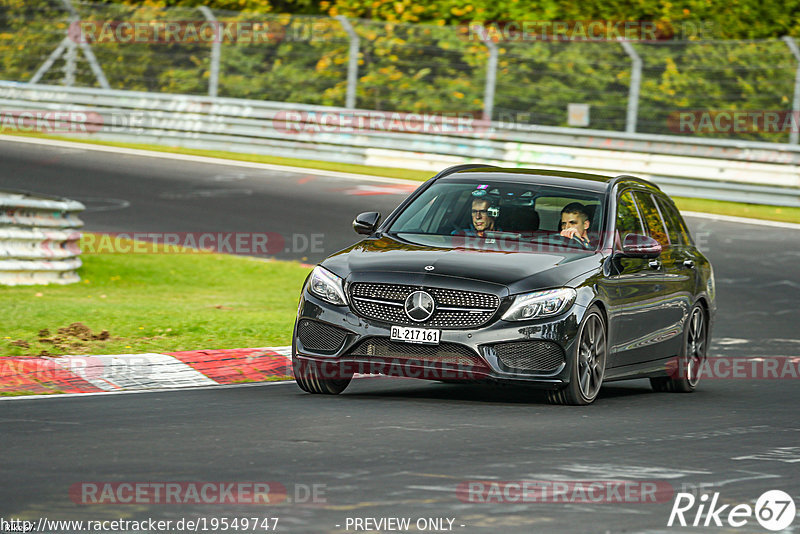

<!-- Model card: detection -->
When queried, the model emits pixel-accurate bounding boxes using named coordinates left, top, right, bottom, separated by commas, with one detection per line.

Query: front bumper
left=292, top=288, right=587, bottom=388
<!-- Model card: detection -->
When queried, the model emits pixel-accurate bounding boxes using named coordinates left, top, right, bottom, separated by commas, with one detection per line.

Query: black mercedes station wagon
left=292, top=165, right=715, bottom=405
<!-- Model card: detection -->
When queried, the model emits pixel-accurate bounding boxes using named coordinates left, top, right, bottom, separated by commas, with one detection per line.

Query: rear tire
left=650, top=304, right=707, bottom=393
left=293, top=359, right=352, bottom=395
left=547, top=306, right=606, bottom=406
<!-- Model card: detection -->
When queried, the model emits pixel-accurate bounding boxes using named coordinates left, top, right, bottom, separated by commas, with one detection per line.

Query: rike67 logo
left=668, top=490, right=795, bottom=531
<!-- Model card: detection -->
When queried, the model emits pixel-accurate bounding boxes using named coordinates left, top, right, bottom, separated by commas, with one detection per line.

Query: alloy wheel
left=685, top=307, right=707, bottom=387
left=577, top=313, right=606, bottom=400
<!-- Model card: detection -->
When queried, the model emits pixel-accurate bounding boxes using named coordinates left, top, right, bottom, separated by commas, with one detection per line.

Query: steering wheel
left=545, top=233, right=589, bottom=249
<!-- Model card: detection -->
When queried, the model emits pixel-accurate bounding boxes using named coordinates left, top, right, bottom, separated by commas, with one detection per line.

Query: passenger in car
left=559, top=202, right=593, bottom=249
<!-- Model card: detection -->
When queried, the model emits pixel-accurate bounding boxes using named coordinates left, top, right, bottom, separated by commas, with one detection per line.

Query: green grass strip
left=1, top=235, right=312, bottom=357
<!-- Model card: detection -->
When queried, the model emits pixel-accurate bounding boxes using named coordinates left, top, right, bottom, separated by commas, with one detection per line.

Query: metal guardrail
left=1, top=81, right=799, bottom=206
left=7, top=1, right=800, bottom=144
left=0, top=190, right=84, bottom=286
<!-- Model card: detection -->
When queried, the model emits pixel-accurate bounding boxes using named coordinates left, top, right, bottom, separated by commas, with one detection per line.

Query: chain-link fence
left=2, top=0, right=800, bottom=143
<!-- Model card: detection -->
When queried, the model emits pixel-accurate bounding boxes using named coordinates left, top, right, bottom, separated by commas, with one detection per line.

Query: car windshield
left=388, top=179, right=605, bottom=251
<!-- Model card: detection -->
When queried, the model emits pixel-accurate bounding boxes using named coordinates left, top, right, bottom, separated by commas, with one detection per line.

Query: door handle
left=648, top=259, right=661, bottom=269
left=683, top=260, right=695, bottom=269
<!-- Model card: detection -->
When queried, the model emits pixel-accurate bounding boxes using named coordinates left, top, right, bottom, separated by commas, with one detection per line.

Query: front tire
left=548, top=306, right=607, bottom=405
left=650, top=304, right=707, bottom=393
left=293, top=359, right=352, bottom=395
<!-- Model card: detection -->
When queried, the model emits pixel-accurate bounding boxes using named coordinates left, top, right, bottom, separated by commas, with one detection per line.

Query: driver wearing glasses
left=453, top=192, right=502, bottom=238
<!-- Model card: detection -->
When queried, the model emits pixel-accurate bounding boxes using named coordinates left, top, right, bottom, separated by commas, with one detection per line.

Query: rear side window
left=634, top=192, right=670, bottom=247
left=656, top=196, right=693, bottom=245
left=615, top=191, right=644, bottom=249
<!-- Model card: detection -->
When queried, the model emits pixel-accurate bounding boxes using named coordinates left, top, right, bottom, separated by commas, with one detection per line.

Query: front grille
left=492, top=341, right=565, bottom=372
left=297, top=319, right=348, bottom=353
left=347, top=338, right=485, bottom=367
left=349, top=282, right=499, bottom=329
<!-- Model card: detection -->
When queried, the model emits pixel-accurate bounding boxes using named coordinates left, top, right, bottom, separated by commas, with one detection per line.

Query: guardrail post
left=481, top=34, right=498, bottom=122
left=63, top=38, right=77, bottom=86
left=782, top=36, right=800, bottom=145
left=31, top=40, right=69, bottom=85
left=30, top=0, right=110, bottom=89
left=60, top=0, right=109, bottom=89
left=198, top=6, right=221, bottom=98
left=620, top=40, right=642, bottom=133
left=336, top=16, right=359, bottom=109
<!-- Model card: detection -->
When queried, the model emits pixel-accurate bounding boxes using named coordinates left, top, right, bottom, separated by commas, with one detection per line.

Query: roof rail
left=610, top=174, right=661, bottom=191
left=431, top=163, right=498, bottom=181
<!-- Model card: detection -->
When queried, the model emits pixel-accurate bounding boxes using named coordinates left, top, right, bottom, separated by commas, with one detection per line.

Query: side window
left=615, top=191, right=644, bottom=249
left=656, top=196, right=693, bottom=245
left=634, top=192, right=670, bottom=247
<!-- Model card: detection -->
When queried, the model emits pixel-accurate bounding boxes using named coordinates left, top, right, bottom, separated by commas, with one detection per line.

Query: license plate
left=390, top=325, right=440, bottom=345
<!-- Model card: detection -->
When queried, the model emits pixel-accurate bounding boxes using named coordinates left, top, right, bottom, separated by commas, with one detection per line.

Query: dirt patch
left=9, top=322, right=112, bottom=356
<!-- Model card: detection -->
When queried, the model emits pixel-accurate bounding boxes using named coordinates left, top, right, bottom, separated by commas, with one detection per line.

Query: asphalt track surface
left=1, top=138, right=799, bottom=533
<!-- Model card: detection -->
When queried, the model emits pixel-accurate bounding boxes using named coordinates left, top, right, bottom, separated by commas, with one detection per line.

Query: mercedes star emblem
left=404, top=290, right=435, bottom=322
left=424, top=265, right=434, bottom=271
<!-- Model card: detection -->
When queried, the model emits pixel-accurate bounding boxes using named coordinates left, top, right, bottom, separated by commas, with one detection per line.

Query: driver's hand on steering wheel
left=560, top=227, right=591, bottom=246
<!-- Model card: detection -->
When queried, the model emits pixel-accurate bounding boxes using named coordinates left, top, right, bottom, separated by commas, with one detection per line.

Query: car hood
left=322, top=234, right=603, bottom=292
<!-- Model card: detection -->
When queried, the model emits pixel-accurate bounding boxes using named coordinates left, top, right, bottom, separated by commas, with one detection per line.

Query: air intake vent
left=492, top=341, right=565, bottom=372
left=297, top=320, right=348, bottom=353
left=348, top=338, right=484, bottom=367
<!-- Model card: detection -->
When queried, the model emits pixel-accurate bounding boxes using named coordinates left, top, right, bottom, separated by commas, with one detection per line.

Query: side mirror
left=353, top=211, right=381, bottom=235
left=620, top=234, right=662, bottom=259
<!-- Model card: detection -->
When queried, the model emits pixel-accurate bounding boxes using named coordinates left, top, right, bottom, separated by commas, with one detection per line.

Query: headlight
left=307, top=266, right=348, bottom=306
left=501, top=288, right=576, bottom=321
